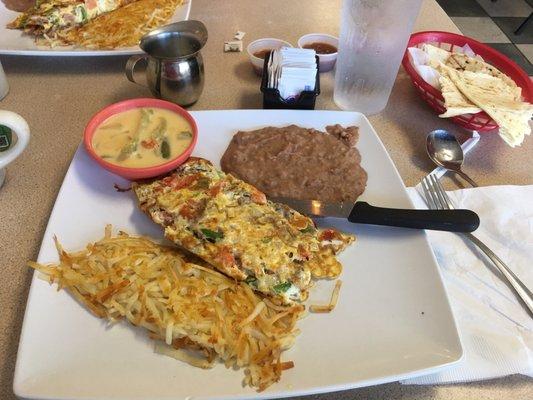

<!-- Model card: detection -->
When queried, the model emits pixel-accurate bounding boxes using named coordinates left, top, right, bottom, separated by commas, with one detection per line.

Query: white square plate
left=14, top=110, right=462, bottom=400
left=0, top=0, right=191, bottom=56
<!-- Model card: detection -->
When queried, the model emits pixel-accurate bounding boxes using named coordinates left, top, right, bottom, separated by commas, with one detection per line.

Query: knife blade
left=270, top=197, right=480, bottom=233
left=272, top=197, right=354, bottom=218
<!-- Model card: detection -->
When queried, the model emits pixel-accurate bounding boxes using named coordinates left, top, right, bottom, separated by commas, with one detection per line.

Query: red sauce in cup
left=302, top=42, right=337, bottom=54
left=253, top=49, right=272, bottom=59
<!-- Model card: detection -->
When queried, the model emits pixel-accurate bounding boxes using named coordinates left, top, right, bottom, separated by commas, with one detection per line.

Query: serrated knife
left=271, top=197, right=480, bottom=232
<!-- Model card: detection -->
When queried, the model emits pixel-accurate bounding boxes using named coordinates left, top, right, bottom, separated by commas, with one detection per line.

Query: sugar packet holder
left=260, top=52, right=320, bottom=110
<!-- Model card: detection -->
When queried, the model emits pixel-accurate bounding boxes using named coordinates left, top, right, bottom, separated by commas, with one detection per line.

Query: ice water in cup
left=334, top=0, right=422, bottom=115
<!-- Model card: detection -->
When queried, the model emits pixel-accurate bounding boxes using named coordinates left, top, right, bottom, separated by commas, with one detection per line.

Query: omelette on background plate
left=8, top=0, right=184, bottom=49
left=8, top=0, right=135, bottom=37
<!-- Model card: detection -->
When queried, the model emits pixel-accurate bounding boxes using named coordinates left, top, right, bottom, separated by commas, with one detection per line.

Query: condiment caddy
left=260, top=51, right=320, bottom=110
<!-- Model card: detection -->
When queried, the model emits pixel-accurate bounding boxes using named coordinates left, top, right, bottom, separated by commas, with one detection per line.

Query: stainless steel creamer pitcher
left=126, top=21, right=208, bottom=107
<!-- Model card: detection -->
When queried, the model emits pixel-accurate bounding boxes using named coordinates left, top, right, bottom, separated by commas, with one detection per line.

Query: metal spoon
left=426, top=129, right=478, bottom=187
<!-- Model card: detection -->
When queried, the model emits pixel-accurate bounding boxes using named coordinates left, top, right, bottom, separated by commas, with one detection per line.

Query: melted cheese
left=134, top=158, right=353, bottom=302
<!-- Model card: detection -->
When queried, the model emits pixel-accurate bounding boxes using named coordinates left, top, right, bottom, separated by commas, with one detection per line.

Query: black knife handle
left=348, top=202, right=480, bottom=232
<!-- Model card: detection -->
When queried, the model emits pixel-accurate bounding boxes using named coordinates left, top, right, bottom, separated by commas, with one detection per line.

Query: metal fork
left=422, top=174, right=533, bottom=318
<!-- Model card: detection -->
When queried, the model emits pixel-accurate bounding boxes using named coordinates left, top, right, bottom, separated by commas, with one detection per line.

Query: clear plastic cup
left=334, top=0, right=423, bottom=115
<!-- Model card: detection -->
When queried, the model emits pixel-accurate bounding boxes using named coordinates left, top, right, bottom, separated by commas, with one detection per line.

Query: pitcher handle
left=125, top=54, right=148, bottom=86
left=0, top=110, right=30, bottom=170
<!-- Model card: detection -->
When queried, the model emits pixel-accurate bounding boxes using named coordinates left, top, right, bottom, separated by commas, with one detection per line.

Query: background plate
left=14, top=110, right=462, bottom=400
left=0, top=0, right=191, bottom=56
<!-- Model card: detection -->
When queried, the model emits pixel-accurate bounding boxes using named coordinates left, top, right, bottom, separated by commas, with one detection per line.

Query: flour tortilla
left=438, top=74, right=482, bottom=118
left=445, top=53, right=521, bottom=100
left=444, top=66, right=532, bottom=147
left=421, top=44, right=450, bottom=69
left=419, top=45, right=483, bottom=116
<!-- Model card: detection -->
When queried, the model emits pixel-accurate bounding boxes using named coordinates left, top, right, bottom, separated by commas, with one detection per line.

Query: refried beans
left=220, top=124, right=367, bottom=203
left=2, top=0, right=34, bottom=12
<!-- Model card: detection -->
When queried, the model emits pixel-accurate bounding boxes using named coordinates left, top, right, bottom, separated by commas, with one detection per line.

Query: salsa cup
left=297, top=33, right=339, bottom=72
left=246, top=38, right=293, bottom=75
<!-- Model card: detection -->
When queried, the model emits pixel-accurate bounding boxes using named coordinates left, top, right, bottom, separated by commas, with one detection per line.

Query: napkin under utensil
left=399, top=146, right=533, bottom=383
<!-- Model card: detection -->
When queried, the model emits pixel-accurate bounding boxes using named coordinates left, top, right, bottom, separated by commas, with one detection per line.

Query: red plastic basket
left=402, top=31, right=533, bottom=132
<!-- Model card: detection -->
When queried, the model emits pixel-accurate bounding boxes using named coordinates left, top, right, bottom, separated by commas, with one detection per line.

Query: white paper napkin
left=400, top=185, right=533, bottom=384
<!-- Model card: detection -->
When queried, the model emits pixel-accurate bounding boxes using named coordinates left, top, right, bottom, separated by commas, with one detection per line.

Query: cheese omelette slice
left=133, top=158, right=353, bottom=303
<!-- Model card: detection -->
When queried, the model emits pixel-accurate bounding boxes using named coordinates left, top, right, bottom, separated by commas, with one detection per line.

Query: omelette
left=133, top=158, right=353, bottom=303
left=8, top=0, right=135, bottom=37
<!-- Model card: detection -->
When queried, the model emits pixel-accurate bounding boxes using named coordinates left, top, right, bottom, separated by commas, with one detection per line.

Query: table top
left=0, top=0, right=531, bottom=399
